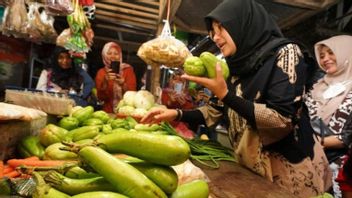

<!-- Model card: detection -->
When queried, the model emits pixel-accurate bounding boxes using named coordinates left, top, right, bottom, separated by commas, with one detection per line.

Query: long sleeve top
left=95, top=66, right=136, bottom=113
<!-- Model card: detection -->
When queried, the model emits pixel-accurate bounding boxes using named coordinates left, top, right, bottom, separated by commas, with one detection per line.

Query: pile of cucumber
left=25, top=106, right=210, bottom=198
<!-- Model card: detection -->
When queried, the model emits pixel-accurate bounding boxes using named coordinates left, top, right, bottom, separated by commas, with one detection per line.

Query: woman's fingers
left=140, top=109, right=162, bottom=123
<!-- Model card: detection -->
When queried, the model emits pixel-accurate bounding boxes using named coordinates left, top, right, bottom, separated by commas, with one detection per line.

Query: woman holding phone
left=95, top=42, right=137, bottom=113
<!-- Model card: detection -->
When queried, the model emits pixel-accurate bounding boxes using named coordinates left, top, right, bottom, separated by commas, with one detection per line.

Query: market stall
left=1, top=0, right=349, bottom=197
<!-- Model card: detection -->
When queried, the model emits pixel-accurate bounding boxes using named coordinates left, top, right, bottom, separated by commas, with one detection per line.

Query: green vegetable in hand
left=183, top=56, right=206, bottom=76
left=200, top=51, right=229, bottom=79
left=59, top=117, right=79, bottom=130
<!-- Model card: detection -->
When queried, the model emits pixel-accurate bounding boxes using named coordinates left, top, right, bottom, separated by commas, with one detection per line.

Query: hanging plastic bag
left=1, top=0, right=28, bottom=38
left=56, top=28, right=89, bottom=53
left=45, top=0, right=74, bottom=16
left=137, top=20, right=191, bottom=67
left=67, top=0, right=90, bottom=34
left=26, top=2, right=58, bottom=43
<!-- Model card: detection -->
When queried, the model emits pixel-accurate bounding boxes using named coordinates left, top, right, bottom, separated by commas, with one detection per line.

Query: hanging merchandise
left=79, top=0, right=95, bottom=20
left=137, top=19, right=191, bottom=68
left=44, top=0, right=74, bottom=16
left=26, top=2, right=58, bottom=43
left=137, top=0, right=190, bottom=68
left=57, top=0, right=93, bottom=53
left=1, top=0, right=28, bottom=38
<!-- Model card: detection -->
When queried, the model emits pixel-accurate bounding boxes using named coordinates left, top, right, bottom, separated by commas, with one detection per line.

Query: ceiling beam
left=174, top=17, right=208, bottom=35
left=94, top=24, right=154, bottom=37
left=94, top=36, right=141, bottom=52
left=99, top=0, right=159, bottom=14
left=95, top=2, right=159, bottom=20
left=278, top=10, right=317, bottom=30
left=95, top=15, right=157, bottom=30
left=95, top=10, right=158, bottom=26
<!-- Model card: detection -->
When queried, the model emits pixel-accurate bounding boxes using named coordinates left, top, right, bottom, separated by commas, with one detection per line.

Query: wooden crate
left=0, top=116, right=47, bottom=160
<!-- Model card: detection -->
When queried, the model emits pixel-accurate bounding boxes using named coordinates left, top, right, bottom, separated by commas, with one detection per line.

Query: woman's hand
left=105, top=69, right=125, bottom=85
left=181, top=62, right=228, bottom=100
left=115, top=75, right=125, bottom=85
left=140, top=108, right=178, bottom=124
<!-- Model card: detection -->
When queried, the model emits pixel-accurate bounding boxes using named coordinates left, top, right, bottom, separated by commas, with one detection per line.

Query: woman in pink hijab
left=95, top=42, right=137, bottom=113
left=305, top=35, right=352, bottom=197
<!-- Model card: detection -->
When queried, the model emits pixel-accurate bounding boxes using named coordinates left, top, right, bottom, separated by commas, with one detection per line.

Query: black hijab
left=205, top=0, right=283, bottom=76
left=50, top=47, right=83, bottom=92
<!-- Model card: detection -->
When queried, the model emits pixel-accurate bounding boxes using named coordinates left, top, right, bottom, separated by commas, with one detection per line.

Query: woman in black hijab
left=36, top=47, right=95, bottom=106
left=141, top=0, right=332, bottom=196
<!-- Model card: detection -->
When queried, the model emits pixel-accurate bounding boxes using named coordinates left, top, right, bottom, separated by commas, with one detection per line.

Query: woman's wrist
left=175, top=109, right=183, bottom=121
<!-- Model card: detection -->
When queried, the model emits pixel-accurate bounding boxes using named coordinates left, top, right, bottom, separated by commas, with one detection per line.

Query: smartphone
left=111, top=61, right=120, bottom=73
left=174, top=82, right=183, bottom=94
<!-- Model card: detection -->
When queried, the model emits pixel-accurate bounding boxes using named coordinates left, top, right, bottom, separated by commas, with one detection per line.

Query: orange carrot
left=24, top=156, right=40, bottom=160
left=3, top=170, right=20, bottom=178
left=7, top=159, right=77, bottom=168
left=3, top=166, right=14, bottom=174
left=0, top=161, right=3, bottom=177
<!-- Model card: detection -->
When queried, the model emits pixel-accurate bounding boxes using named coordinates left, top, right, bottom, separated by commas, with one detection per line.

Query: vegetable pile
left=1, top=105, right=215, bottom=198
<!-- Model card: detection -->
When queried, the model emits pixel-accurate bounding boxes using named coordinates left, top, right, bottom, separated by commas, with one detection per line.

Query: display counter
left=195, top=161, right=295, bottom=198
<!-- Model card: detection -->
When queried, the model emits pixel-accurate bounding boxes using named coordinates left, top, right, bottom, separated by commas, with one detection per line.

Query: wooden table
left=195, top=161, right=295, bottom=198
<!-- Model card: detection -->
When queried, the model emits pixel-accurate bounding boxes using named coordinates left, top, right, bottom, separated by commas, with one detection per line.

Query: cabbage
left=149, top=104, right=167, bottom=112
left=118, top=105, right=135, bottom=116
left=134, top=90, right=155, bottom=110
left=132, top=108, right=148, bottom=117
left=123, top=91, right=137, bottom=106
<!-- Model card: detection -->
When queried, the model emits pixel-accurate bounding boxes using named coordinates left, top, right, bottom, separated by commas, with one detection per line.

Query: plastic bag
left=26, top=2, right=58, bottom=43
left=137, top=20, right=191, bottom=67
left=172, top=159, right=210, bottom=185
left=56, top=28, right=89, bottom=53
left=1, top=0, right=28, bottom=38
left=45, top=0, right=74, bottom=16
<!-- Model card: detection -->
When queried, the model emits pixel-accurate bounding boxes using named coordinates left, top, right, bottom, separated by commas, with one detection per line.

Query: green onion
left=161, top=122, right=236, bottom=168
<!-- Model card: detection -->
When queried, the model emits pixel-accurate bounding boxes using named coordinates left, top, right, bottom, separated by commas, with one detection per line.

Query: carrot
left=7, top=159, right=77, bottom=168
left=25, top=156, right=40, bottom=161
left=3, top=170, right=20, bottom=178
left=0, top=161, right=3, bottom=177
left=3, top=166, right=14, bottom=174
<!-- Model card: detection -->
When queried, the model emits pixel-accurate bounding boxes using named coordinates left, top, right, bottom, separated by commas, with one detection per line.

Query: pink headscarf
left=101, top=42, right=123, bottom=68
left=311, top=35, right=352, bottom=124
left=101, top=42, right=128, bottom=111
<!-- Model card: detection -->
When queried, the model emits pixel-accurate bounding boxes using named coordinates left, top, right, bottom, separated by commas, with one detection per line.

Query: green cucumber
left=131, top=161, right=178, bottom=194
left=78, top=146, right=167, bottom=198
left=96, top=131, right=190, bottom=166
left=170, top=179, right=209, bottom=198
left=71, top=191, right=128, bottom=198
left=44, top=171, right=114, bottom=195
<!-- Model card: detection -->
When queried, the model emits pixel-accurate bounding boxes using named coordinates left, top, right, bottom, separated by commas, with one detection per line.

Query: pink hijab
left=311, top=35, right=352, bottom=124
left=101, top=42, right=130, bottom=111
left=101, top=42, right=131, bottom=70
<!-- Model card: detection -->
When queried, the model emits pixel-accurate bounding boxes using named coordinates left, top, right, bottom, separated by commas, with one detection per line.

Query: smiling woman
left=305, top=35, right=352, bottom=197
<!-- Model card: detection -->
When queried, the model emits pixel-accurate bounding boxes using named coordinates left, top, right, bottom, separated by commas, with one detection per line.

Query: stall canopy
left=84, top=0, right=352, bottom=58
